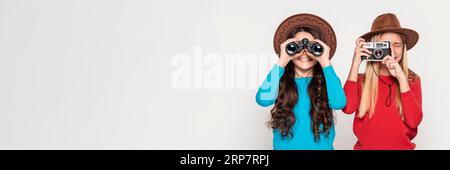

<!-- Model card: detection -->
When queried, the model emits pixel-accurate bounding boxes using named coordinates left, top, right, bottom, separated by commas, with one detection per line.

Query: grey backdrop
left=1, top=0, right=449, bottom=149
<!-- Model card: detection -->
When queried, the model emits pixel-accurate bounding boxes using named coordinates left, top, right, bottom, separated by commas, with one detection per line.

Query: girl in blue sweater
left=256, top=13, right=346, bottom=150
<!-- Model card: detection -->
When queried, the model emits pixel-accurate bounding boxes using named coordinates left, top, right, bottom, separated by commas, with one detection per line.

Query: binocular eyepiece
left=285, top=38, right=324, bottom=56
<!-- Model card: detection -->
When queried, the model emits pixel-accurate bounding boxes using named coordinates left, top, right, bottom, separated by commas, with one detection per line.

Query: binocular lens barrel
left=286, top=42, right=301, bottom=55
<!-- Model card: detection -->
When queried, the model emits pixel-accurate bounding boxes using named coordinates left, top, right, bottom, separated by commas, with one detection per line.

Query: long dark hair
left=267, top=27, right=333, bottom=142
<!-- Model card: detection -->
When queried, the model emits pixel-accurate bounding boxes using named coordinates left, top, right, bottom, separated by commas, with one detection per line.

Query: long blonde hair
left=358, top=33, right=410, bottom=119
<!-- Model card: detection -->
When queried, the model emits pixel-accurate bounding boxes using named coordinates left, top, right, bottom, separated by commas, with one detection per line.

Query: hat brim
left=273, top=13, right=337, bottom=59
left=360, top=28, right=419, bottom=50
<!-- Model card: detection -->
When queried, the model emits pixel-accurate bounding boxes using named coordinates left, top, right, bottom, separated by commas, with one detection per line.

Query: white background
left=1, top=0, right=449, bottom=149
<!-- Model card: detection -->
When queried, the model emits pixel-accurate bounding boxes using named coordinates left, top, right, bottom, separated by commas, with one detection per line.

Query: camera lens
left=285, top=42, right=299, bottom=55
left=311, top=43, right=323, bottom=56
left=373, top=49, right=384, bottom=59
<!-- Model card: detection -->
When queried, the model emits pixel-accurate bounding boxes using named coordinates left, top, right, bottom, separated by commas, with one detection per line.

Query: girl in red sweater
left=342, top=13, right=423, bottom=150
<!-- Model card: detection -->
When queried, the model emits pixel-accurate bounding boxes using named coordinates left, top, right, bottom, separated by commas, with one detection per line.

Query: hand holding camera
left=353, top=37, right=405, bottom=79
left=353, top=38, right=371, bottom=66
left=353, top=38, right=393, bottom=65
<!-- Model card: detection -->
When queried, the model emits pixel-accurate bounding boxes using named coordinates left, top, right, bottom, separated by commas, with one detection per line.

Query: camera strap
left=371, top=63, right=394, bottom=107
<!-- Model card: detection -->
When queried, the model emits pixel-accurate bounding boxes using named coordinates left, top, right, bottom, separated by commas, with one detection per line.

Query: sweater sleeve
left=342, top=79, right=362, bottom=114
left=322, top=65, right=347, bottom=109
left=255, top=64, right=285, bottom=107
left=400, top=77, right=423, bottom=129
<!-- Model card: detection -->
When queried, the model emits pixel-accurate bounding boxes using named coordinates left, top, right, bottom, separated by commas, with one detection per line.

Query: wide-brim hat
left=273, top=13, right=337, bottom=58
left=360, top=13, right=419, bottom=50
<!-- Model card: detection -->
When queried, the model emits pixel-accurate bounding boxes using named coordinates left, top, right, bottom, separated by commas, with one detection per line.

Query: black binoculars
left=285, top=38, right=324, bottom=56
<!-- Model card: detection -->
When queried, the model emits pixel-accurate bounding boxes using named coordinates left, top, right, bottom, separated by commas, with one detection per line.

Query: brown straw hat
left=360, top=13, right=419, bottom=50
left=273, top=13, right=337, bottom=58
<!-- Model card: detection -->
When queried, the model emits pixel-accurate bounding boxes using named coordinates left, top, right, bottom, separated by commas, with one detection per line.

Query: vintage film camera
left=361, top=41, right=391, bottom=61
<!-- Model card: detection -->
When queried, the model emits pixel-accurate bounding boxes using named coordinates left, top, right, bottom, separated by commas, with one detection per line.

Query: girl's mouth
left=296, top=57, right=313, bottom=61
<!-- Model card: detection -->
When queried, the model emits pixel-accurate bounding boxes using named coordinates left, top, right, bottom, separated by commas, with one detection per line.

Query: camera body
left=361, top=41, right=391, bottom=61
left=285, top=38, right=323, bottom=56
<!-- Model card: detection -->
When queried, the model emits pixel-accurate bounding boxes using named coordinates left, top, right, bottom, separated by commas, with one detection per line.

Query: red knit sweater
left=342, top=75, right=423, bottom=150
